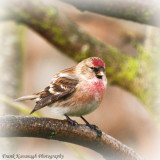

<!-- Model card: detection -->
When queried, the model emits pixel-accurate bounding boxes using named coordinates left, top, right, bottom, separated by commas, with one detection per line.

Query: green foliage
left=52, top=27, right=67, bottom=45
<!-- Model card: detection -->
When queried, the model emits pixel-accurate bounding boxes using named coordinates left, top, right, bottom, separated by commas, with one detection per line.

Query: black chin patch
left=96, top=75, right=102, bottom=79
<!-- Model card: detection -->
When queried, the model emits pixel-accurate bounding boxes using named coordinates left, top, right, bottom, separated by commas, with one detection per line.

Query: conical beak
left=96, top=71, right=104, bottom=76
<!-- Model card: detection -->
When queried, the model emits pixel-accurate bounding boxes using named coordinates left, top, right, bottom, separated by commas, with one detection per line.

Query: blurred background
left=0, top=0, right=160, bottom=160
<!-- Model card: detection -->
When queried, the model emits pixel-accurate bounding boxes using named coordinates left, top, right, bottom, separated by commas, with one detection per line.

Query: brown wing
left=30, top=76, right=79, bottom=114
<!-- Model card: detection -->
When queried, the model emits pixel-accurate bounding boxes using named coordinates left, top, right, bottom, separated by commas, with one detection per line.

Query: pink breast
left=92, top=81, right=106, bottom=95
left=74, top=80, right=106, bottom=105
left=83, top=80, right=106, bottom=99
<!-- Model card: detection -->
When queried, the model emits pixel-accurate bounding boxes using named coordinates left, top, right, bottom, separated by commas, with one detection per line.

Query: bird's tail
left=15, top=94, right=39, bottom=102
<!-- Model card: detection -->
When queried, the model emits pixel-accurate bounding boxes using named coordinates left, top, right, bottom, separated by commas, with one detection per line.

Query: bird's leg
left=80, top=116, right=102, bottom=137
left=65, top=114, right=79, bottom=126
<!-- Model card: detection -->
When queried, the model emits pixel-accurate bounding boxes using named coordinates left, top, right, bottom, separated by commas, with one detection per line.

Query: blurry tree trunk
left=0, top=0, right=159, bottom=121
left=0, top=22, right=23, bottom=115
left=0, top=22, right=23, bottom=155
left=60, top=0, right=160, bottom=27
left=143, top=27, right=160, bottom=121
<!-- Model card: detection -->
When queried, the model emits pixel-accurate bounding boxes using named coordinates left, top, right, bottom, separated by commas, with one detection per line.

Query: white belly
left=67, top=100, right=99, bottom=116
left=50, top=100, right=99, bottom=117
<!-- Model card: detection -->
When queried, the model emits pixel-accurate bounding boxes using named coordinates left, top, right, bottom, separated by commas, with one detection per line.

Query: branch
left=60, top=0, right=160, bottom=27
left=1, top=0, right=160, bottom=123
left=0, top=115, right=144, bottom=160
left=0, top=0, right=155, bottom=110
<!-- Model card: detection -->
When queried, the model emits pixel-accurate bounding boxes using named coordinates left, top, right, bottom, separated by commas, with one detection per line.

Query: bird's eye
left=90, top=67, right=99, bottom=73
left=93, top=68, right=98, bottom=72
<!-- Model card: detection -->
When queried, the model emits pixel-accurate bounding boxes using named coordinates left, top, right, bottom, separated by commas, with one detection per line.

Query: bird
left=15, top=57, right=107, bottom=136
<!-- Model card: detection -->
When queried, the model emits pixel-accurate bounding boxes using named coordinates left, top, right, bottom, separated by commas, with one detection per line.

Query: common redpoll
left=16, top=57, right=107, bottom=136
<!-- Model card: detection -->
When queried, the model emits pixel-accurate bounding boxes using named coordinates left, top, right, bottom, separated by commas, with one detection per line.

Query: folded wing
left=30, top=75, right=79, bottom=114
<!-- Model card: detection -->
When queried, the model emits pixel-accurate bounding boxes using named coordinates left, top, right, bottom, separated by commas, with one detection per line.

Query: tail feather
left=15, top=95, right=39, bottom=102
left=30, top=108, right=37, bottom=115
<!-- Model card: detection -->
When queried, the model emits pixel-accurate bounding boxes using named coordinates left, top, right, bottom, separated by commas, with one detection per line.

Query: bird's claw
left=67, top=118, right=79, bottom=126
left=87, top=124, right=102, bottom=137
left=87, top=124, right=98, bottom=130
left=65, top=114, right=79, bottom=126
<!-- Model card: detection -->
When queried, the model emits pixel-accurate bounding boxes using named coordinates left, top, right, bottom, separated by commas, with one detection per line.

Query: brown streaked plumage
left=31, top=75, right=79, bottom=114
left=15, top=57, right=107, bottom=137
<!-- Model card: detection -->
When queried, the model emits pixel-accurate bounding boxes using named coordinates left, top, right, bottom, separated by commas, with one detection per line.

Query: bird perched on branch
left=15, top=57, right=107, bottom=137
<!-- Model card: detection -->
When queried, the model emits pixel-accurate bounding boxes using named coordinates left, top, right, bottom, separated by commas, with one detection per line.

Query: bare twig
left=0, top=115, right=144, bottom=160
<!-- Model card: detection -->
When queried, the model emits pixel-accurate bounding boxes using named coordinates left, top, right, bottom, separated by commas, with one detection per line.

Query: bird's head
left=76, top=57, right=106, bottom=80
